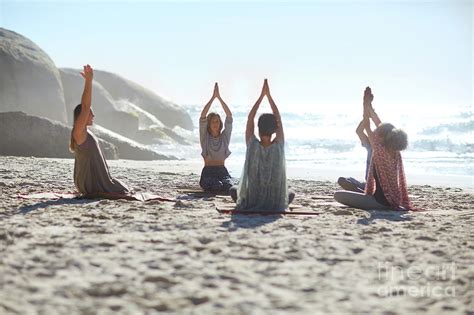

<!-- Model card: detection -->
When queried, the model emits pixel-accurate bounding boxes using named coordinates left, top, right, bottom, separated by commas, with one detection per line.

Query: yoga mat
left=18, top=192, right=174, bottom=202
left=216, top=204, right=321, bottom=216
left=18, top=192, right=79, bottom=199
left=179, top=189, right=230, bottom=196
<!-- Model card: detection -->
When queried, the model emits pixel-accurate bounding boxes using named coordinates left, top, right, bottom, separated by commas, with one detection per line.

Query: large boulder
left=134, top=127, right=189, bottom=145
left=114, top=99, right=191, bottom=145
left=0, top=112, right=118, bottom=159
left=114, top=98, right=165, bottom=129
left=91, top=125, right=175, bottom=160
left=61, top=69, right=191, bottom=146
left=60, top=68, right=139, bottom=137
left=0, top=28, right=67, bottom=123
left=93, top=70, right=193, bottom=130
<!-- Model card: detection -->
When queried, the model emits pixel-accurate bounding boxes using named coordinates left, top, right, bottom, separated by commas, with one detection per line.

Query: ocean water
left=152, top=105, right=473, bottom=187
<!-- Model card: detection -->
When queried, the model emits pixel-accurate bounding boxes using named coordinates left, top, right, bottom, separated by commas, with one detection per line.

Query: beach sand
left=0, top=156, right=473, bottom=314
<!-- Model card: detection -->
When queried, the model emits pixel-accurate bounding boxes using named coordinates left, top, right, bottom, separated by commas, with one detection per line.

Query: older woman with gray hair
left=337, top=86, right=381, bottom=193
left=334, top=87, right=416, bottom=211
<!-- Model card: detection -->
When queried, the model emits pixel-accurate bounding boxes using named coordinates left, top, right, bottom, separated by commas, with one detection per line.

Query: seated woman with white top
left=199, top=83, right=234, bottom=192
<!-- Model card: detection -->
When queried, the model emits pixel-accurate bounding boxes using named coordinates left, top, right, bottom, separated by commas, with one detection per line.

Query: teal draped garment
left=236, top=135, right=288, bottom=211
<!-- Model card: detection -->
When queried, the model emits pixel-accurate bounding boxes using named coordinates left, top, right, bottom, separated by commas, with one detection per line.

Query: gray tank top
left=74, top=131, right=129, bottom=195
left=199, top=117, right=232, bottom=160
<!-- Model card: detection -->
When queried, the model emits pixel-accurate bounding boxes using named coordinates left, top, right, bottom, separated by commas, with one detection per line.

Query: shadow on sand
left=18, top=198, right=97, bottom=215
left=220, top=213, right=282, bottom=231
left=355, top=208, right=413, bottom=225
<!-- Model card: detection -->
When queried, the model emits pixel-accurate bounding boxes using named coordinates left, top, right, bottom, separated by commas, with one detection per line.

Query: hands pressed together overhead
left=363, top=86, right=374, bottom=117
left=363, top=86, right=373, bottom=106
left=201, top=82, right=233, bottom=119
left=212, top=82, right=220, bottom=100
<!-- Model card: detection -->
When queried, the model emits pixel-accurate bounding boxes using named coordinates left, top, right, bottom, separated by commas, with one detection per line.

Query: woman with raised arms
left=199, top=83, right=234, bottom=192
left=230, top=79, right=294, bottom=211
left=334, top=87, right=416, bottom=211
left=70, top=65, right=130, bottom=198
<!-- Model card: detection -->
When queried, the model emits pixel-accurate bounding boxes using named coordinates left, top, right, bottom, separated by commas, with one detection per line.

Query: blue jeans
left=199, top=166, right=234, bottom=192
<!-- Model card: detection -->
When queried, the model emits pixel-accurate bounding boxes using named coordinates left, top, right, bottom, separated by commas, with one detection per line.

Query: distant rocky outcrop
left=108, top=98, right=191, bottom=145
left=134, top=127, right=189, bottom=145
left=0, top=27, right=191, bottom=160
left=0, top=28, right=67, bottom=123
left=0, top=112, right=118, bottom=159
left=60, top=69, right=190, bottom=146
left=60, top=68, right=139, bottom=137
left=93, top=70, right=193, bottom=131
left=91, top=125, right=175, bottom=160
left=0, top=112, right=175, bottom=160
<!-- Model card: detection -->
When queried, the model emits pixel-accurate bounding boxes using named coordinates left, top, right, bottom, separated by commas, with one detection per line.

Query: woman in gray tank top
left=69, top=65, right=130, bottom=197
left=199, top=83, right=234, bottom=192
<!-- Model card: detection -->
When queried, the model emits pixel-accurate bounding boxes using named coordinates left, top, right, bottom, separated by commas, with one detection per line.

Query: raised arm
left=364, top=86, right=382, bottom=127
left=264, top=79, right=284, bottom=143
left=356, top=120, right=370, bottom=146
left=362, top=87, right=375, bottom=142
left=216, top=84, right=232, bottom=118
left=73, top=65, right=93, bottom=143
left=361, top=113, right=374, bottom=143
left=368, top=105, right=382, bottom=127
left=246, top=80, right=266, bottom=143
left=200, top=83, right=218, bottom=119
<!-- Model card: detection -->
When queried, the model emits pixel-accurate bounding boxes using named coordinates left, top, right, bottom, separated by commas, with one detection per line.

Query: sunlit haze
left=1, top=0, right=472, bottom=115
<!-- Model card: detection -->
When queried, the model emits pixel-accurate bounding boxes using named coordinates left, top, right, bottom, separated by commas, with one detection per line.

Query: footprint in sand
left=198, top=236, right=213, bottom=245
left=0, top=230, right=14, bottom=244
left=174, top=200, right=193, bottom=208
left=143, top=274, right=177, bottom=289
left=86, top=282, right=128, bottom=297
left=415, top=236, right=437, bottom=241
left=188, top=296, right=210, bottom=305
left=333, top=209, right=353, bottom=216
left=352, top=248, right=364, bottom=254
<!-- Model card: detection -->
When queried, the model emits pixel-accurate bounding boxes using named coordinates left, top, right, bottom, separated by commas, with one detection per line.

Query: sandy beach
left=0, top=156, right=473, bottom=314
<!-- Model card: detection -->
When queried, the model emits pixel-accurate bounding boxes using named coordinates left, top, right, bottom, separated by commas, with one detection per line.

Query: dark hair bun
left=258, top=114, right=277, bottom=136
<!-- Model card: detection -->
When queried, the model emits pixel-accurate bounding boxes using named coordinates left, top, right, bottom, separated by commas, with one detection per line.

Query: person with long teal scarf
left=230, top=79, right=294, bottom=211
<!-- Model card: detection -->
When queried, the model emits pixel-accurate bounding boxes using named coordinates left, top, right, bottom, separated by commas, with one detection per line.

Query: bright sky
left=1, top=0, right=472, bottom=114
